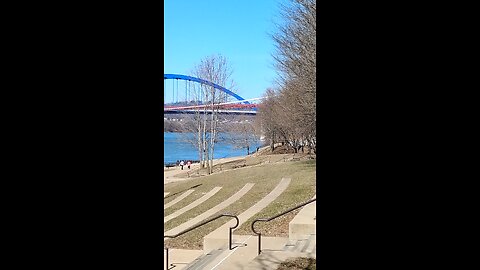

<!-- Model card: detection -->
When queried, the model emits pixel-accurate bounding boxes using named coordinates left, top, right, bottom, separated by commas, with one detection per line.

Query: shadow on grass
left=164, top=184, right=202, bottom=199
left=232, top=252, right=316, bottom=270
left=278, top=257, right=316, bottom=270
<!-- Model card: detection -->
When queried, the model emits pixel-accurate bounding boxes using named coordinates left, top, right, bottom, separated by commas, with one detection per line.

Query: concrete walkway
left=166, top=233, right=316, bottom=270
left=182, top=231, right=315, bottom=269
left=164, top=189, right=195, bottom=210
left=164, top=156, right=247, bottom=185
left=164, top=187, right=222, bottom=223
left=244, top=250, right=315, bottom=270
left=204, top=178, right=291, bottom=252
left=164, top=183, right=255, bottom=236
left=164, top=248, right=203, bottom=270
left=192, top=236, right=290, bottom=270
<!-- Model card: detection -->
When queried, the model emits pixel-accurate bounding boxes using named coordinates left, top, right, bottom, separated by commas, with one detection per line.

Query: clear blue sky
left=164, top=0, right=283, bottom=102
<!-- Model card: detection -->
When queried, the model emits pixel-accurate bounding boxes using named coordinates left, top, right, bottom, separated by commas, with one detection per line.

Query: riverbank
left=164, top=132, right=263, bottom=166
left=163, top=145, right=314, bottom=185
left=164, top=155, right=247, bottom=184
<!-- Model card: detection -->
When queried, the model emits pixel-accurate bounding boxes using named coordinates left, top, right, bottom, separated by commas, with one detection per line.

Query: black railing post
left=228, top=215, right=239, bottom=250
left=251, top=219, right=265, bottom=255
left=258, top=233, right=262, bottom=255
left=229, top=226, right=233, bottom=250
left=165, top=247, right=169, bottom=270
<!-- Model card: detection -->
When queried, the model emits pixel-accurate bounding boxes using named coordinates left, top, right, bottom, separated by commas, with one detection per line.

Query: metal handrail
left=251, top=198, right=316, bottom=255
left=164, top=213, right=239, bottom=270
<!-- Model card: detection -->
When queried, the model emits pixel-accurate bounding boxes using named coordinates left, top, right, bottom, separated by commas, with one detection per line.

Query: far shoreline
left=164, top=145, right=266, bottom=166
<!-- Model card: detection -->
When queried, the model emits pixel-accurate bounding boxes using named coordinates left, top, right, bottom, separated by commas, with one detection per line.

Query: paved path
left=244, top=250, right=315, bottom=270
left=164, top=187, right=222, bottom=223
left=164, top=189, right=195, bottom=210
left=204, top=178, right=291, bottom=251
left=194, top=236, right=289, bottom=270
left=164, top=183, right=254, bottom=236
left=164, top=156, right=247, bottom=185
left=164, top=249, right=203, bottom=270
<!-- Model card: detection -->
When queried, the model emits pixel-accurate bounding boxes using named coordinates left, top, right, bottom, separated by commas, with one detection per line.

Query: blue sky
left=164, top=0, right=282, bottom=102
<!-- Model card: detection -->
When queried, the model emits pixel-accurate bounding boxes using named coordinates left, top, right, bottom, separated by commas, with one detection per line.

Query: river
left=164, top=132, right=263, bottom=165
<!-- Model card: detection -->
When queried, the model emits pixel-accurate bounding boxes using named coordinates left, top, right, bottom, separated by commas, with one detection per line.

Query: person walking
left=180, top=160, right=184, bottom=170
left=187, top=160, right=191, bottom=170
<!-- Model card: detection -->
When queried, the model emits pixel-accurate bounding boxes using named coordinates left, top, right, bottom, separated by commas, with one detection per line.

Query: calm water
left=164, top=132, right=262, bottom=165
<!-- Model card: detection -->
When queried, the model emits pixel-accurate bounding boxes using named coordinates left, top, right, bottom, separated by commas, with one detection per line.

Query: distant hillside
left=164, top=120, right=184, bottom=132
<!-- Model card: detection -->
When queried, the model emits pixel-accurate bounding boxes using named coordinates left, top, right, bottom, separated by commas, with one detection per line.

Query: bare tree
left=257, top=88, right=281, bottom=152
left=185, top=54, right=236, bottom=174
left=258, top=0, right=316, bottom=154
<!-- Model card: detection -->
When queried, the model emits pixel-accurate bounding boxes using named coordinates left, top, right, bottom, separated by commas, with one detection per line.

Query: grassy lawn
left=277, top=257, right=316, bottom=270
left=164, top=158, right=316, bottom=250
left=234, top=160, right=316, bottom=235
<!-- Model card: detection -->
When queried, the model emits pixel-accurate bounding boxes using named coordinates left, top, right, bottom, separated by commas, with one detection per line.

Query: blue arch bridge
left=164, top=74, right=260, bottom=115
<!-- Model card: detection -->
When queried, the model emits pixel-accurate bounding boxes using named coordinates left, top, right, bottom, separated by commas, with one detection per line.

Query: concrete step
left=282, top=238, right=297, bottom=251
left=184, top=236, right=289, bottom=270
left=288, top=195, right=316, bottom=240
left=182, top=248, right=225, bottom=270
left=283, top=239, right=308, bottom=252
left=184, top=240, right=250, bottom=270
left=245, top=234, right=315, bottom=270
left=164, top=234, right=315, bottom=269
left=303, top=234, right=316, bottom=254
left=282, top=234, right=315, bottom=253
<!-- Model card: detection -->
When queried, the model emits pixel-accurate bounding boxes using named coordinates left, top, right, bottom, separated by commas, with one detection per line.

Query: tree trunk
left=270, top=131, right=275, bottom=152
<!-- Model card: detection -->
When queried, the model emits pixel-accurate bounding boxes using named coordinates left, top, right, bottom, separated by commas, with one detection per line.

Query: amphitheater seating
left=164, top=179, right=316, bottom=270
left=164, top=189, right=194, bottom=209
left=164, top=187, right=221, bottom=223
left=165, top=183, right=254, bottom=236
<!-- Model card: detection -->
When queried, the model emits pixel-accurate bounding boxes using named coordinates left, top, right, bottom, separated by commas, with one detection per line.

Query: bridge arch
left=164, top=74, right=250, bottom=104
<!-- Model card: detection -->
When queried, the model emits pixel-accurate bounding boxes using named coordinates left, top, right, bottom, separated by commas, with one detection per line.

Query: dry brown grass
left=172, top=152, right=314, bottom=179
left=234, top=160, right=316, bottom=236
left=277, top=257, right=316, bottom=270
